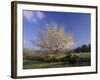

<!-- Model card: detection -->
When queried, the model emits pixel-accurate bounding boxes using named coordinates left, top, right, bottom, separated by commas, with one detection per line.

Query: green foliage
left=74, top=44, right=91, bottom=53
left=62, top=54, right=79, bottom=63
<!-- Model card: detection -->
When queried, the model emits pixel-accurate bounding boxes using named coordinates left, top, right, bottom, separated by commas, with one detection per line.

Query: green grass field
left=23, top=60, right=90, bottom=69
left=75, top=52, right=90, bottom=58
left=23, top=52, right=91, bottom=69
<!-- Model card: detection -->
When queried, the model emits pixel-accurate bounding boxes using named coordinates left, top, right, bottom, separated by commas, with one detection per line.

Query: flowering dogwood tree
left=32, top=23, right=74, bottom=55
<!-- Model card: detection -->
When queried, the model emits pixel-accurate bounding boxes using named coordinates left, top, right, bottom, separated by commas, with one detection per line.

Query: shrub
left=62, top=54, right=80, bottom=64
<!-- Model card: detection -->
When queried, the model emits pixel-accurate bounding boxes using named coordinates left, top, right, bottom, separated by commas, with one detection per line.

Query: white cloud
left=36, top=11, right=44, bottom=19
left=23, top=10, right=45, bottom=23
left=23, top=11, right=34, bottom=21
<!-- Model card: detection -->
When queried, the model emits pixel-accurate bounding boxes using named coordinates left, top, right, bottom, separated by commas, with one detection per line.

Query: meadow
left=23, top=51, right=91, bottom=69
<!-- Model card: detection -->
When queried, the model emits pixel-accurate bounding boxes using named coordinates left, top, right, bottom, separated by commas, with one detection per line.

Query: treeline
left=73, top=44, right=91, bottom=53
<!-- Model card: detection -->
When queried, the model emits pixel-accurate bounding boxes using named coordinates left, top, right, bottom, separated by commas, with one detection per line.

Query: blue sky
left=23, top=10, right=91, bottom=49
